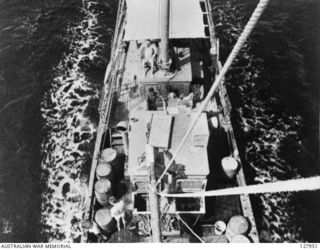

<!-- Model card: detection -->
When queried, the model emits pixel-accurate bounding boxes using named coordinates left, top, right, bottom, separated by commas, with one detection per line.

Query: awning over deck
left=124, top=0, right=208, bottom=41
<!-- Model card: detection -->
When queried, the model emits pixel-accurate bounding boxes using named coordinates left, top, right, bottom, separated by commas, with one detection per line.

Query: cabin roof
left=128, top=108, right=210, bottom=177
left=124, top=0, right=209, bottom=41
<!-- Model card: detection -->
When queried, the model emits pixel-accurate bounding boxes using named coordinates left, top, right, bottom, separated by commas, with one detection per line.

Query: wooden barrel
left=101, top=148, right=118, bottom=166
left=115, top=121, right=128, bottom=132
left=230, top=235, right=251, bottom=243
left=94, top=179, right=112, bottom=206
left=226, top=215, right=249, bottom=242
left=214, top=220, right=226, bottom=235
left=96, top=162, right=112, bottom=180
left=221, top=156, right=239, bottom=179
left=95, top=208, right=114, bottom=234
left=209, top=116, right=219, bottom=129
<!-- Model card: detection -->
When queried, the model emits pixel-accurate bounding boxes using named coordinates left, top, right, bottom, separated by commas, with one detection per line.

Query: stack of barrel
left=213, top=215, right=251, bottom=243
left=226, top=215, right=251, bottom=243
left=94, top=147, right=118, bottom=234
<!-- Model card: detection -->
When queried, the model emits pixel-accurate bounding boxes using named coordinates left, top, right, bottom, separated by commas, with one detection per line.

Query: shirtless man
left=140, top=40, right=157, bottom=76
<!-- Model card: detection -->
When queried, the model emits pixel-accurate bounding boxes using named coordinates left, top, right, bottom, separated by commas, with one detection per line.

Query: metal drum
left=116, top=121, right=129, bottom=156
left=214, top=220, right=227, bottom=235
left=96, top=162, right=113, bottom=180
left=226, top=215, right=249, bottom=242
left=221, top=156, right=239, bottom=179
left=115, top=121, right=128, bottom=132
left=101, top=148, right=118, bottom=166
left=95, top=208, right=114, bottom=234
left=230, top=235, right=251, bottom=243
left=94, top=179, right=112, bottom=206
left=209, top=116, right=219, bottom=129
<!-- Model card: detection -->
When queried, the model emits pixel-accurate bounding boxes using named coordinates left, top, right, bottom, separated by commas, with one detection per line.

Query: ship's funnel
left=160, top=0, right=170, bottom=67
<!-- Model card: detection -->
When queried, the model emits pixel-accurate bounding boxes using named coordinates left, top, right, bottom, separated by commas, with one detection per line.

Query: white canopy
left=124, top=0, right=208, bottom=41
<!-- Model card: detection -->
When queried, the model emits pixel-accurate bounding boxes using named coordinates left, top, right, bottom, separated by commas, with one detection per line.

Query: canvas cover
left=124, top=0, right=207, bottom=40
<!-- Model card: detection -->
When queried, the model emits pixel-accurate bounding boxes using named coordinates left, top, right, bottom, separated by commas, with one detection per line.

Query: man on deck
left=147, top=88, right=158, bottom=111
left=140, top=40, right=158, bottom=76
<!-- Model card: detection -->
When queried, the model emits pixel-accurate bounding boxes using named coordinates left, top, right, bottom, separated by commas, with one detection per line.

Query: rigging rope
left=175, top=214, right=205, bottom=243
left=155, top=0, right=271, bottom=185
left=158, top=176, right=320, bottom=198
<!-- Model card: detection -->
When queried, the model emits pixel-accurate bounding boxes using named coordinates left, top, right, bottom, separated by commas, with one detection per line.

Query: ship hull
left=82, top=0, right=259, bottom=243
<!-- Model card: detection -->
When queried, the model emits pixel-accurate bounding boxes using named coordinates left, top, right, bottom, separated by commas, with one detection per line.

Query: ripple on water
left=231, top=55, right=303, bottom=242
left=40, top=0, right=112, bottom=242
left=212, top=0, right=309, bottom=242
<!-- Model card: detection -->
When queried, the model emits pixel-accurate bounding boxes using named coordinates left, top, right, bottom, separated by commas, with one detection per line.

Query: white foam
left=40, top=0, right=109, bottom=242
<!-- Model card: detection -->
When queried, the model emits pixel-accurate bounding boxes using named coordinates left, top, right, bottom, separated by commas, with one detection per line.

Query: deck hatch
left=148, top=114, right=173, bottom=149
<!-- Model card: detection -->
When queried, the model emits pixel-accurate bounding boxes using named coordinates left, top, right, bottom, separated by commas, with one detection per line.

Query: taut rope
left=175, top=214, right=205, bottom=243
left=158, top=176, right=320, bottom=198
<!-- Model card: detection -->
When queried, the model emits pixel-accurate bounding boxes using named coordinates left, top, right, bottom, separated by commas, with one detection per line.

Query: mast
left=146, top=145, right=162, bottom=242
left=160, top=0, right=170, bottom=68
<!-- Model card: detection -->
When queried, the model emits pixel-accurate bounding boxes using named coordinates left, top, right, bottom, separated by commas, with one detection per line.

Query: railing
left=111, top=0, right=126, bottom=58
left=81, top=0, right=127, bottom=242
left=98, top=0, right=126, bottom=114
left=205, top=0, right=260, bottom=243
left=216, top=64, right=260, bottom=243
left=204, top=0, right=217, bottom=54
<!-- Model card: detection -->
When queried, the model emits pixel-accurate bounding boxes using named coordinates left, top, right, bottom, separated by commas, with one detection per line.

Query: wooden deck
left=122, top=41, right=193, bottom=85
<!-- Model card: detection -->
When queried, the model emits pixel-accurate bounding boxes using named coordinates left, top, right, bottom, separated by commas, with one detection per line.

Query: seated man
left=168, top=91, right=176, bottom=100
left=147, top=87, right=158, bottom=111
left=192, top=83, right=204, bottom=102
left=140, top=40, right=158, bottom=76
left=167, top=87, right=176, bottom=100
left=179, top=92, right=194, bottom=108
left=129, top=75, right=138, bottom=98
left=158, top=50, right=173, bottom=75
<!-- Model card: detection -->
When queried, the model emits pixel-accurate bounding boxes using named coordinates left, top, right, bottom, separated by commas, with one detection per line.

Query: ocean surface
left=0, top=0, right=319, bottom=243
